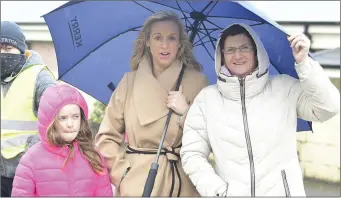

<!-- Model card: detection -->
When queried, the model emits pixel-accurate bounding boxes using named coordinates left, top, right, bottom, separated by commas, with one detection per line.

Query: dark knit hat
left=1, top=21, right=26, bottom=54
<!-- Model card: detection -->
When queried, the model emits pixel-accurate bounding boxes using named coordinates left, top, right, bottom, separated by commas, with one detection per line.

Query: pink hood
left=37, top=83, right=88, bottom=143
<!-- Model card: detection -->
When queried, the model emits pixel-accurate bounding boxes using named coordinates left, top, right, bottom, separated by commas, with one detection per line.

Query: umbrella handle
left=142, top=163, right=159, bottom=197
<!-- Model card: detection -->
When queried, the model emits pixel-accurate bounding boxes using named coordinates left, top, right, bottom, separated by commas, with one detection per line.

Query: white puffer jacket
left=180, top=23, right=340, bottom=197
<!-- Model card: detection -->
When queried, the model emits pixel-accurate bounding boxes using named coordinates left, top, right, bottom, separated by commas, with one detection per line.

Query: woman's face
left=222, top=34, right=257, bottom=78
left=147, top=20, right=181, bottom=71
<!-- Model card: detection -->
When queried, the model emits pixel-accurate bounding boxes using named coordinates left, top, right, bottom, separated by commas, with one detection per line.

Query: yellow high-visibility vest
left=1, top=64, right=50, bottom=159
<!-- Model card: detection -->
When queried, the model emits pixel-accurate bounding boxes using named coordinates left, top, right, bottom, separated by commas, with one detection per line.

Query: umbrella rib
left=208, top=15, right=265, bottom=23
left=205, top=19, right=223, bottom=29
left=186, top=1, right=196, bottom=12
left=176, top=1, right=189, bottom=20
left=178, top=6, right=190, bottom=31
left=175, top=1, right=194, bottom=34
left=195, top=27, right=218, bottom=32
left=180, top=1, right=207, bottom=43
left=193, top=39, right=216, bottom=46
left=194, top=38, right=217, bottom=47
left=185, top=25, right=208, bottom=41
left=204, top=1, right=219, bottom=16
left=269, top=60, right=281, bottom=74
left=58, top=25, right=142, bottom=80
left=201, top=23, right=216, bottom=50
left=250, top=22, right=265, bottom=26
left=183, top=15, right=189, bottom=33
left=148, top=1, right=190, bottom=13
left=193, top=31, right=217, bottom=46
left=195, top=32, right=214, bottom=60
left=133, top=1, right=155, bottom=13
left=191, top=19, right=206, bottom=38
left=198, top=27, right=220, bottom=31
left=201, top=1, right=213, bottom=13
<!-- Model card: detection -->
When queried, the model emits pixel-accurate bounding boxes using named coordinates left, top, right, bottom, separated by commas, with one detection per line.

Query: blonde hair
left=47, top=109, right=104, bottom=174
left=131, top=11, right=202, bottom=71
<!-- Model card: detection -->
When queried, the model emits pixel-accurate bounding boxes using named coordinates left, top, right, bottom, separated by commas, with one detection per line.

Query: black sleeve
left=33, top=69, right=58, bottom=117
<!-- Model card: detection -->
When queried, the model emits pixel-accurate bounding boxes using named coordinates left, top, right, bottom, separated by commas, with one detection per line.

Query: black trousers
left=1, top=176, right=14, bottom=197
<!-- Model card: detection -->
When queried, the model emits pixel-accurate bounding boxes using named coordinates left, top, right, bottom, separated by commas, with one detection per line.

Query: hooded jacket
left=180, top=23, right=340, bottom=196
left=0, top=50, right=57, bottom=178
left=11, top=84, right=113, bottom=196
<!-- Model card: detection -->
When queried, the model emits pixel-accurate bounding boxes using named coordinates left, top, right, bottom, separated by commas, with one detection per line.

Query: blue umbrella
left=42, top=0, right=312, bottom=132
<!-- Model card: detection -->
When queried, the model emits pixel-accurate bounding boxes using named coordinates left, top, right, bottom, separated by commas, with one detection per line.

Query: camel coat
left=95, top=57, right=208, bottom=196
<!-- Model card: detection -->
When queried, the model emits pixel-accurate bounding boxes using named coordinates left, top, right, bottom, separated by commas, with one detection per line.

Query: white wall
left=297, top=113, right=340, bottom=182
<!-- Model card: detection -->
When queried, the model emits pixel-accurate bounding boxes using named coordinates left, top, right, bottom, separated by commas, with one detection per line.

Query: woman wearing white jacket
left=180, top=23, right=340, bottom=197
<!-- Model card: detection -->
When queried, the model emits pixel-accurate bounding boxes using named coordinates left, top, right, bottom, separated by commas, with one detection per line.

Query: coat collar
left=217, top=68, right=268, bottom=101
left=133, top=56, right=182, bottom=125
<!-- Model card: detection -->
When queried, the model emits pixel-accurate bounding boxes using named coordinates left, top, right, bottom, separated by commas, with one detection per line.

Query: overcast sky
left=1, top=1, right=340, bottom=23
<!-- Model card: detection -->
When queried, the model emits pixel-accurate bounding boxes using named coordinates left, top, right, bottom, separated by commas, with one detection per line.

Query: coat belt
left=126, top=145, right=182, bottom=197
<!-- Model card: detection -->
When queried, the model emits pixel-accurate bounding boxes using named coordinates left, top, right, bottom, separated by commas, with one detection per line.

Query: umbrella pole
left=189, top=20, right=199, bottom=43
left=142, top=65, right=186, bottom=197
left=142, top=111, right=172, bottom=197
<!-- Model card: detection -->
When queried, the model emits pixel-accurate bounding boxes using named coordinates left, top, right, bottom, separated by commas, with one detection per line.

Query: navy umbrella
left=43, top=1, right=312, bottom=128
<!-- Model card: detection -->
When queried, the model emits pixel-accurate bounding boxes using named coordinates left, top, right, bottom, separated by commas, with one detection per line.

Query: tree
left=90, top=101, right=106, bottom=123
left=89, top=101, right=107, bottom=137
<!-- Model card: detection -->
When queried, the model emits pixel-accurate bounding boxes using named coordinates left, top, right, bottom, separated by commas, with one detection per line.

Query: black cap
left=1, top=21, right=26, bottom=54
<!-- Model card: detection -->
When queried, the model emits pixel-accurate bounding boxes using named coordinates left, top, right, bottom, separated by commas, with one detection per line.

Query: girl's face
left=55, top=104, right=81, bottom=143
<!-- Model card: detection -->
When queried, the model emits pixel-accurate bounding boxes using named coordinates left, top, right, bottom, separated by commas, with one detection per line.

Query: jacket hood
left=215, top=23, right=270, bottom=77
left=215, top=23, right=270, bottom=100
left=23, top=50, right=45, bottom=69
left=37, top=83, right=88, bottom=143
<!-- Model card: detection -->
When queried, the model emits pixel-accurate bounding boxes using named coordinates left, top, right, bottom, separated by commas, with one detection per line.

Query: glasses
left=222, top=45, right=253, bottom=55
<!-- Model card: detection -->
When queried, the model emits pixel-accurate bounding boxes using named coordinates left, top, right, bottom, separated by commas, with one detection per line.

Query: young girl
left=11, top=84, right=113, bottom=196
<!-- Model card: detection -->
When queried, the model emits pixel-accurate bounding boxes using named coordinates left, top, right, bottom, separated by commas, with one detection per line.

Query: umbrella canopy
left=43, top=0, right=311, bottom=131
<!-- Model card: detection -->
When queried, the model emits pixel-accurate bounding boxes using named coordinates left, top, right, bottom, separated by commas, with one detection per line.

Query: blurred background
left=1, top=1, right=340, bottom=196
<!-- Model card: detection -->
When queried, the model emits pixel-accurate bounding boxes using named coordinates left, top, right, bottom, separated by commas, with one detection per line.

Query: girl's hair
left=130, top=11, right=202, bottom=71
left=47, top=109, right=104, bottom=174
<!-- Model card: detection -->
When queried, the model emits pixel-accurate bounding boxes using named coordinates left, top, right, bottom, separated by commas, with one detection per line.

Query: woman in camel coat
left=95, top=11, right=208, bottom=196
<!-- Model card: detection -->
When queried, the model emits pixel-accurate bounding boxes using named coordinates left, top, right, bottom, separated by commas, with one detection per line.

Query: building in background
left=17, top=19, right=341, bottom=111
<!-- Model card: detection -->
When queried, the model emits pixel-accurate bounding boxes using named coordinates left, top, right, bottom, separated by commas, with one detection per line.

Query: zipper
left=281, top=170, right=291, bottom=197
left=64, top=146, right=73, bottom=196
left=239, top=78, right=255, bottom=197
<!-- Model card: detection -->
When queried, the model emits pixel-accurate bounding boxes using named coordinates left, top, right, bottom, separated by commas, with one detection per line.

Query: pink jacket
left=11, top=84, right=113, bottom=196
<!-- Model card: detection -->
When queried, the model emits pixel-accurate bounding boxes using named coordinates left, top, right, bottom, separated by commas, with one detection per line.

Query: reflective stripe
left=1, top=145, right=26, bottom=159
left=1, top=119, right=37, bottom=131
left=1, top=134, right=34, bottom=150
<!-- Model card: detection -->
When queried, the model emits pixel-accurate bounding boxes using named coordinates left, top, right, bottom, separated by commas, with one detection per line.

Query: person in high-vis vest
left=0, top=21, right=57, bottom=197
